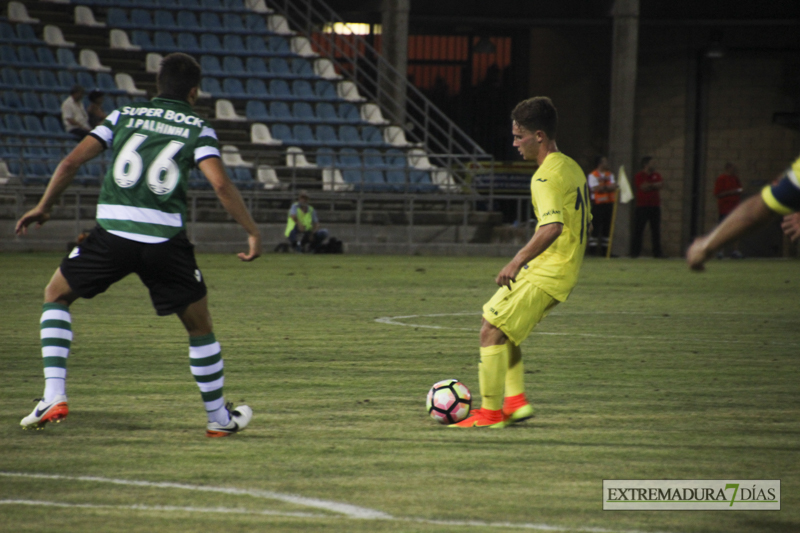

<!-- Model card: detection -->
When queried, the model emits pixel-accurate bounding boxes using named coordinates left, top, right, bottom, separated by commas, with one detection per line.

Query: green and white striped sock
left=40, top=303, right=72, bottom=402
left=189, top=333, right=229, bottom=425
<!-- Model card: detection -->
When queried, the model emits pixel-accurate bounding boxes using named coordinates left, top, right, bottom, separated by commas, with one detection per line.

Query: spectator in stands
left=631, top=156, right=664, bottom=258
left=61, top=85, right=91, bottom=140
left=587, top=155, right=617, bottom=256
left=285, top=190, right=328, bottom=253
left=86, top=90, right=107, bottom=129
left=713, top=162, right=744, bottom=258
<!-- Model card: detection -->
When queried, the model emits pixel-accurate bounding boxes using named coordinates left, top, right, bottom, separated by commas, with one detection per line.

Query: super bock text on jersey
left=89, top=98, right=220, bottom=244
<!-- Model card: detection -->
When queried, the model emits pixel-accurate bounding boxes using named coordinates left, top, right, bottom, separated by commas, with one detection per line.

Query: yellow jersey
left=521, top=152, right=590, bottom=301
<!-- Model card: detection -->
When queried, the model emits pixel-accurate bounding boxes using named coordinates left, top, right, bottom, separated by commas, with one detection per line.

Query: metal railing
left=267, top=0, right=495, bottom=189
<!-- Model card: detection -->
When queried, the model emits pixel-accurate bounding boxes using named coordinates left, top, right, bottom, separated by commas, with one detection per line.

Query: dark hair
left=640, top=156, right=653, bottom=169
left=510, top=96, right=558, bottom=139
left=88, top=90, right=104, bottom=103
left=70, top=85, right=84, bottom=96
left=594, top=155, right=607, bottom=169
left=157, top=53, right=201, bottom=101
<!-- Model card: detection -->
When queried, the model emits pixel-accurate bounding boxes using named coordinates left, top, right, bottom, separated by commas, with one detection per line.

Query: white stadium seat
left=250, top=123, right=282, bottom=145
left=267, top=15, right=293, bottom=35
left=244, top=0, right=273, bottom=14
left=286, top=147, right=316, bottom=168
left=110, top=29, right=141, bottom=51
left=44, top=25, right=75, bottom=47
left=360, top=103, right=389, bottom=125
left=79, top=49, right=111, bottom=72
left=216, top=99, right=246, bottom=121
left=145, top=53, right=163, bottom=74
left=290, top=36, right=318, bottom=57
left=322, top=168, right=352, bottom=192
left=115, top=73, right=147, bottom=96
left=384, top=125, right=412, bottom=147
left=75, top=6, right=105, bottom=27
left=256, top=166, right=285, bottom=190
left=314, top=58, right=342, bottom=80
left=221, top=145, right=253, bottom=168
left=8, top=2, right=39, bottom=23
left=337, top=81, right=366, bottom=102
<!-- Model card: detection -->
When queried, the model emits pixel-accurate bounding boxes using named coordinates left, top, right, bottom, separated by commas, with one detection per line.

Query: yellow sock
left=478, top=344, right=507, bottom=411
left=504, top=341, right=525, bottom=398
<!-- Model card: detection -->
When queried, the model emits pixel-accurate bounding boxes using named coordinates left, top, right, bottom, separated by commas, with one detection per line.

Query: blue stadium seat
left=1, top=45, right=20, bottom=65
left=245, top=100, right=269, bottom=120
left=1, top=68, right=21, bottom=89
left=293, top=102, right=317, bottom=122
left=131, top=31, right=154, bottom=50
left=271, top=123, right=294, bottom=144
left=291, top=59, right=313, bottom=77
left=201, top=12, right=222, bottom=29
left=200, top=77, right=221, bottom=95
left=177, top=33, right=202, bottom=53
left=269, top=101, right=292, bottom=121
left=385, top=169, right=409, bottom=190
left=385, top=149, right=407, bottom=168
left=154, top=31, right=179, bottom=51
left=292, top=80, right=315, bottom=100
left=223, top=34, right=245, bottom=53
left=36, top=47, right=58, bottom=68
left=231, top=167, right=254, bottom=189
left=222, top=55, right=245, bottom=74
left=246, top=35, right=267, bottom=53
left=315, top=102, right=339, bottom=124
left=338, top=103, right=361, bottom=123
left=294, top=124, right=317, bottom=145
left=23, top=138, right=45, bottom=157
left=178, top=0, right=201, bottom=8
left=269, top=58, right=290, bottom=76
left=20, top=69, right=43, bottom=90
left=315, top=125, right=339, bottom=146
left=245, top=14, right=267, bottom=32
left=101, top=95, right=116, bottom=114
left=16, top=24, right=38, bottom=43
left=1, top=91, right=24, bottom=112
left=245, top=78, right=266, bottom=96
left=202, top=0, right=223, bottom=9
left=0, top=23, right=16, bottom=43
left=57, top=48, right=81, bottom=69
left=22, top=92, right=42, bottom=113
left=200, top=55, right=222, bottom=75
left=267, top=36, right=289, bottom=54
left=23, top=161, right=51, bottom=186
left=362, top=126, right=384, bottom=146
left=338, top=148, right=361, bottom=168
left=223, top=14, right=245, bottom=33
left=77, top=71, right=97, bottom=90
left=315, top=80, right=336, bottom=99
left=44, top=115, right=69, bottom=138
left=315, top=148, right=335, bottom=168
left=245, top=57, right=268, bottom=74
left=24, top=115, right=44, bottom=136
left=224, top=0, right=246, bottom=10
left=362, top=169, right=388, bottom=191
left=97, top=73, right=120, bottom=94
left=269, top=79, right=291, bottom=98
left=42, top=93, right=62, bottom=114
left=107, top=8, right=129, bottom=28
left=41, top=70, right=65, bottom=91
left=200, top=34, right=222, bottom=52
left=130, top=9, right=154, bottom=28
left=18, top=46, right=38, bottom=66
left=222, top=78, right=245, bottom=97
left=177, top=11, right=200, bottom=31
left=154, top=10, right=177, bottom=29
left=363, top=148, right=388, bottom=169
left=337, top=125, right=362, bottom=146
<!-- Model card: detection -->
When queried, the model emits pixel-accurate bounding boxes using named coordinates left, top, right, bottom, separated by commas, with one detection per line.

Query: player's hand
left=496, top=260, right=522, bottom=289
left=686, top=236, right=710, bottom=271
left=238, top=234, right=262, bottom=262
left=15, top=206, right=50, bottom=236
left=780, top=213, right=800, bottom=243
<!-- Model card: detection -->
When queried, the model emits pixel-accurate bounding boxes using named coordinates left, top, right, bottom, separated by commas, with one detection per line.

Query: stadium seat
left=223, top=55, right=246, bottom=74
left=361, top=103, right=389, bottom=125
left=292, top=80, right=315, bottom=100
left=337, top=148, right=361, bottom=169
left=0, top=22, right=17, bottom=43
left=292, top=102, right=317, bottom=122
left=40, top=70, right=64, bottom=92
left=106, top=8, right=129, bottom=28
left=110, top=29, right=141, bottom=51
left=250, top=122, right=282, bottom=145
left=201, top=77, right=222, bottom=95
left=177, top=33, right=202, bottom=54
left=315, top=125, right=339, bottom=146
left=231, top=167, right=255, bottom=189
left=36, top=47, right=58, bottom=68
left=247, top=0, right=273, bottom=14
left=75, top=6, right=105, bottom=28
left=22, top=93, right=42, bottom=113
left=269, top=79, right=291, bottom=98
left=23, top=114, right=44, bottom=135
left=19, top=46, right=38, bottom=66
left=200, top=34, right=223, bottom=52
left=77, top=71, right=97, bottom=90
left=384, top=125, right=413, bottom=147
left=285, top=146, right=315, bottom=168
left=291, top=58, right=314, bottom=77
left=177, top=11, right=201, bottom=31
left=154, top=31, right=179, bottom=51
left=21, top=69, right=43, bottom=90
left=245, top=13, right=268, bottom=32
left=44, top=26, right=76, bottom=48
left=200, top=55, right=222, bottom=75
left=362, top=126, right=385, bottom=146
left=154, top=10, right=177, bottom=29
left=80, top=49, right=112, bottom=72
left=57, top=48, right=81, bottom=69
left=245, top=57, right=268, bottom=75
left=56, top=70, right=77, bottom=90
left=8, top=2, right=40, bottom=24
left=322, top=167, right=350, bottom=191
left=131, top=9, right=154, bottom=29
left=1, top=91, right=24, bottom=113
left=201, top=12, right=223, bottom=29
left=266, top=36, right=289, bottom=54
left=256, top=165, right=283, bottom=190
left=222, top=78, right=246, bottom=97
left=16, top=24, right=38, bottom=43
left=337, top=81, right=366, bottom=102
left=246, top=35, right=268, bottom=53
left=245, top=99, right=269, bottom=120
left=215, top=99, right=245, bottom=121
left=267, top=15, right=292, bottom=35
left=363, top=148, right=389, bottom=170
left=315, top=80, right=337, bottom=100
left=115, top=73, right=146, bottom=96
left=223, top=14, right=246, bottom=33
left=42, top=93, right=62, bottom=115
left=0, top=45, right=19, bottom=65
left=315, top=102, right=339, bottom=124
left=338, top=125, right=363, bottom=147
left=314, top=58, right=342, bottom=80
left=269, top=58, right=290, bottom=76
left=290, top=36, right=316, bottom=57
left=270, top=123, right=294, bottom=144
left=339, top=103, right=361, bottom=123
left=223, top=34, right=245, bottom=53
left=130, top=30, right=153, bottom=50
left=269, top=101, right=292, bottom=121
left=221, top=145, right=253, bottom=168
left=293, top=124, right=317, bottom=145
left=1, top=67, right=21, bottom=89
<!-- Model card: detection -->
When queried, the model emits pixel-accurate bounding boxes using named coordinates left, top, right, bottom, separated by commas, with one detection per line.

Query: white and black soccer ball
left=426, top=379, right=471, bottom=424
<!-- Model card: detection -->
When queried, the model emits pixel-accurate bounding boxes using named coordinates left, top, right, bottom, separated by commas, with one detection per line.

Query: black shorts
left=60, top=226, right=207, bottom=316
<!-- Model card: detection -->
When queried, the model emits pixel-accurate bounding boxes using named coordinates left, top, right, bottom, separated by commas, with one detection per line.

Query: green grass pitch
left=0, top=252, right=798, bottom=532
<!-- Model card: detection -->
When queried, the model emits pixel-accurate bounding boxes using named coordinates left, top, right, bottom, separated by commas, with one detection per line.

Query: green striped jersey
left=89, top=97, right=220, bottom=243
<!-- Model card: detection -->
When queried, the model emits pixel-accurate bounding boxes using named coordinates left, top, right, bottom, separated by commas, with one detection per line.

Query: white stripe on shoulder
left=195, top=145, right=220, bottom=163
left=97, top=204, right=183, bottom=227
left=106, top=230, right=169, bottom=244
left=199, top=126, right=218, bottom=139
left=107, top=110, right=120, bottom=126
left=91, top=125, right=113, bottom=145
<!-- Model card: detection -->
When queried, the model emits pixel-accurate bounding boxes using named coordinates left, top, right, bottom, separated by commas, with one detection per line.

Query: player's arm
left=15, top=136, right=104, bottom=235
left=496, top=223, right=563, bottom=289
left=198, top=156, right=262, bottom=261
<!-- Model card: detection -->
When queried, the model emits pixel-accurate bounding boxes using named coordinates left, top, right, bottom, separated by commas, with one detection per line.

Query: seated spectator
left=61, top=85, right=91, bottom=139
left=87, top=90, right=107, bottom=129
left=285, top=190, right=328, bottom=253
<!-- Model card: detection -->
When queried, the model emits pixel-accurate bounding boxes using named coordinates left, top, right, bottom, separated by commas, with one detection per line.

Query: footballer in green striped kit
left=15, top=53, right=262, bottom=438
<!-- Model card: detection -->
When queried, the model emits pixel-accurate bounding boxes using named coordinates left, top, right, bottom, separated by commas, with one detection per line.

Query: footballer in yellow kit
left=453, top=96, right=591, bottom=428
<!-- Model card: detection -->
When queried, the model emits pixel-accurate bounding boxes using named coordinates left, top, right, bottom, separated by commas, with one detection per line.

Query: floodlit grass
left=1, top=252, right=798, bottom=533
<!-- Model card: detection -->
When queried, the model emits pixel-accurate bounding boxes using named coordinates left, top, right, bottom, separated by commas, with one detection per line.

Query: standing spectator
left=713, top=162, right=744, bottom=258
left=86, top=90, right=107, bottom=129
left=587, top=155, right=617, bottom=256
left=61, top=85, right=91, bottom=140
left=631, top=156, right=664, bottom=258
left=285, top=190, right=328, bottom=252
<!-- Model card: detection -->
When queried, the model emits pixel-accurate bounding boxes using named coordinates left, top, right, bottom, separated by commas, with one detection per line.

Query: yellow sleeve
left=532, top=178, right=565, bottom=226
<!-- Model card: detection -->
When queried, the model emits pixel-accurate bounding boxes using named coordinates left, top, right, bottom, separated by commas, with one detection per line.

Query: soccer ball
left=426, top=379, right=471, bottom=424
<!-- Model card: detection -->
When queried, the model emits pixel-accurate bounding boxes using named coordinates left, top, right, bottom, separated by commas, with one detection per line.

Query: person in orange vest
left=587, top=156, right=618, bottom=256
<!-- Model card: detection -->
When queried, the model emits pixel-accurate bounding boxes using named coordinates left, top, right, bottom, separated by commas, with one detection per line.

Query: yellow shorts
left=482, top=276, right=559, bottom=346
